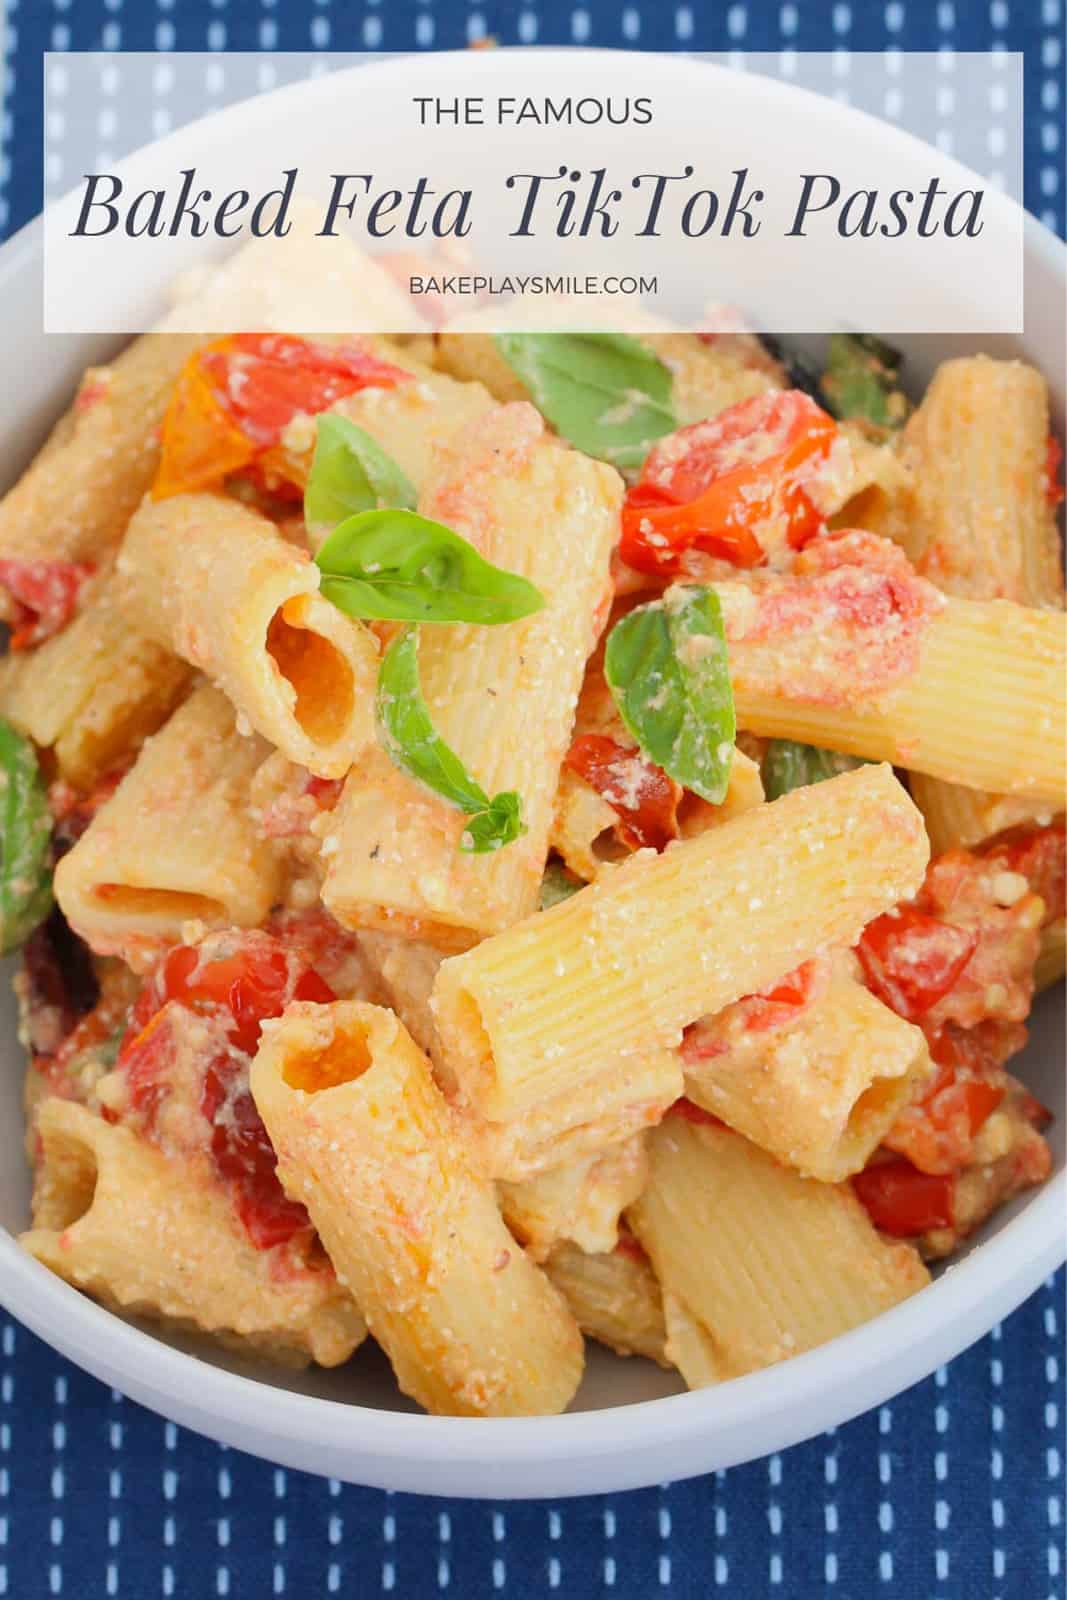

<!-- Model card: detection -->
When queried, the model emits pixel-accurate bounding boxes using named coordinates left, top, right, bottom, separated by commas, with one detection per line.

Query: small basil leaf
left=306, top=414, right=417, bottom=528
left=376, top=626, right=527, bottom=854
left=819, top=334, right=911, bottom=437
left=493, top=333, right=677, bottom=470
left=604, top=586, right=735, bottom=804
left=539, top=860, right=583, bottom=909
left=0, top=717, right=54, bottom=955
left=762, top=739, right=869, bottom=801
left=463, top=791, right=525, bottom=854
left=317, top=508, right=546, bottom=624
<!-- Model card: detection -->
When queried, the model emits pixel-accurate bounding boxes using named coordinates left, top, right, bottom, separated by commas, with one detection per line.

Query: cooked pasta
left=251, top=1000, right=584, bottom=1415
left=54, top=684, right=285, bottom=969
left=2, top=310, right=1057, bottom=1413
left=681, top=954, right=931, bottom=1182
left=117, top=493, right=380, bottom=777
left=432, top=763, right=929, bottom=1122
left=320, top=403, right=622, bottom=946
left=629, top=1112, right=930, bottom=1385
left=23, top=1097, right=365, bottom=1368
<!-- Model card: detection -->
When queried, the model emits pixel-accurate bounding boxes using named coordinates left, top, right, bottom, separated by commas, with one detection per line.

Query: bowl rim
left=0, top=49, right=1063, bottom=1493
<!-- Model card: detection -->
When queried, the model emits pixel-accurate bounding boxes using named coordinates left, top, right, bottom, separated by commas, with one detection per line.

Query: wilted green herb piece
left=761, top=739, right=870, bottom=801
left=376, top=626, right=526, bottom=854
left=305, top=414, right=418, bottom=530
left=819, top=333, right=911, bottom=439
left=539, top=860, right=583, bottom=909
left=604, top=586, right=735, bottom=804
left=0, top=718, right=53, bottom=954
left=493, top=332, right=677, bottom=470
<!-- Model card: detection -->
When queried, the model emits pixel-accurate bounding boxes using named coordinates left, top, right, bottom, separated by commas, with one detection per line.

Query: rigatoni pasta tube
left=432, top=762, right=929, bottom=1122
left=21, top=1098, right=365, bottom=1369
left=682, top=960, right=930, bottom=1183
left=274, top=369, right=495, bottom=546
left=892, top=356, right=1064, bottom=851
left=117, top=492, right=379, bottom=777
left=55, top=685, right=285, bottom=968
left=544, top=1240, right=669, bottom=1366
left=899, top=355, right=1064, bottom=606
left=0, top=332, right=205, bottom=580
left=0, top=567, right=191, bottom=790
left=552, top=746, right=764, bottom=883
left=321, top=404, right=622, bottom=946
left=482, top=1048, right=682, bottom=1181
left=628, top=1114, right=930, bottom=1386
left=251, top=1000, right=584, bottom=1417
left=715, top=568, right=1067, bottom=805
left=498, top=1134, right=649, bottom=1260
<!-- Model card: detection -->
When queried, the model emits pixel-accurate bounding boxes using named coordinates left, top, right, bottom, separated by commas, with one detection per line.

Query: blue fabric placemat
left=0, top=4, right=1064, bottom=1596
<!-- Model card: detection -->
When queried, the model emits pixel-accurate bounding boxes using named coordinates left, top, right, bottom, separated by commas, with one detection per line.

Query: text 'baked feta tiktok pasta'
left=0, top=303, right=1062, bottom=1413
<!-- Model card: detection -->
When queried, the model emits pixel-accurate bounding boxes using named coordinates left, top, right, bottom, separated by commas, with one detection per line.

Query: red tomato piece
left=158, top=936, right=334, bottom=1055
left=201, top=1055, right=311, bottom=1250
left=980, top=819, right=1066, bottom=928
left=203, top=334, right=411, bottom=448
left=0, top=558, right=95, bottom=650
left=885, top=1025, right=1006, bottom=1174
left=619, top=390, right=838, bottom=576
left=742, top=959, right=819, bottom=1033
left=564, top=733, right=682, bottom=852
left=857, top=905, right=978, bottom=1022
left=670, top=1097, right=725, bottom=1128
left=153, top=335, right=411, bottom=498
left=852, top=1159, right=956, bottom=1237
left=117, top=1006, right=179, bottom=1129
left=153, top=352, right=258, bottom=499
left=117, top=932, right=334, bottom=1251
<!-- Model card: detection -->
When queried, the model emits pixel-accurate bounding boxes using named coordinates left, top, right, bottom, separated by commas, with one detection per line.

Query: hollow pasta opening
left=92, top=885, right=226, bottom=922
left=445, top=990, right=496, bottom=1094
left=283, top=1022, right=373, bottom=1094
left=33, top=1128, right=99, bottom=1233
left=267, top=606, right=355, bottom=746
left=845, top=1074, right=913, bottom=1150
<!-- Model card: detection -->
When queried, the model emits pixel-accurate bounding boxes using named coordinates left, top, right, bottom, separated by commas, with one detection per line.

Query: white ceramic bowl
left=0, top=52, right=1063, bottom=1498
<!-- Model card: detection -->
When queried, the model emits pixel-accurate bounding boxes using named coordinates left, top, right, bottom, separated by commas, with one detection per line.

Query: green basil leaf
left=604, top=586, right=735, bottom=804
left=819, top=334, right=911, bottom=438
left=0, top=718, right=54, bottom=955
left=761, top=739, right=870, bottom=801
left=376, top=626, right=527, bottom=854
left=305, top=414, right=417, bottom=528
left=463, top=791, right=525, bottom=854
left=317, top=508, right=546, bottom=624
left=539, top=860, right=583, bottom=909
left=493, top=333, right=677, bottom=470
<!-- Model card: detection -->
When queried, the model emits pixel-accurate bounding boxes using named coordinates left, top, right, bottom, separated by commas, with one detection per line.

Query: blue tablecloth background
left=0, top=3, right=1064, bottom=1596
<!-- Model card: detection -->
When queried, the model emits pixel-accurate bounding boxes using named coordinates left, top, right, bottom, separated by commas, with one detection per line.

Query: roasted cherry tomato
left=0, top=558, right=95, bottom=649
left=116, top=932, right=335, bottom=1251
left=153, top=935, right=333, bottom=1055
left=565, top=732, right=681, bottom=852
left=153, top=334, right=410, bottom=498
left=884, top=1025, right=1006, bottom=1174
left=852, top=1158, right=955, bottom=1237
left=857, top=905, right=978, bottom=1022
left=619, top=390, right=838, bottom=576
